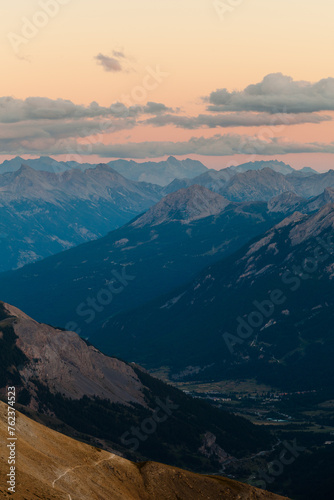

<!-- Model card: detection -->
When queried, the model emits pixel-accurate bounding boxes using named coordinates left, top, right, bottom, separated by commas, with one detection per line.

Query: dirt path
left=52, top=453, right=115, bottom=498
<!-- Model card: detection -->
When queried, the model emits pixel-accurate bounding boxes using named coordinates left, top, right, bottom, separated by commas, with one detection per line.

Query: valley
left=158, top=376, right=334, bottom=499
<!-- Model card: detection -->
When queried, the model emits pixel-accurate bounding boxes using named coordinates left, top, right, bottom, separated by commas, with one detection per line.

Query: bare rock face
left=133, top=185, right=230, bottom=227
left=268, top=189, right=334, bottom=215
left=267, top=191, right=305, bottom=214
left=305, top=187, right=334, bottom=212
left=289, top=203, right=334, bottom=246
left=3, top=302, right=146, bottom=406
left=243, top=211, right=306, bottom=262
left=288, top=169, right=334, bottom=198
left=221, top=168, right=295, bottom=202
left=199, top=431, right=233, bottom=464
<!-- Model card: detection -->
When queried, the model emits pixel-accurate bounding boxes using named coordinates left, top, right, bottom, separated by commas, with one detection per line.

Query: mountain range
left=0, top=155, right=208, bottom=186
left=91, top=203, right=334, bottom=392
left=2, top=174, right=334, bottom=334
left=1, top=157, right=332, bottom=273
left=0, top=164, right=161, bottom=271
left=107, top=156, right=208, bottom=185
left=1, top=155, right=334, bottom=499
left=0, top=185, right=286, bottom=334
left=0, top=155, right=75, bottom=173
left=164, top=166, right=334, bottom=202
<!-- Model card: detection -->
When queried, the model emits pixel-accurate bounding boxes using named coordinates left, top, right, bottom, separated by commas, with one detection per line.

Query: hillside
left=133, top=185, right=230, bottom=226
left=0, top=401, right=287, bottom=500
left=0, top=302, right=274, bottom=471
left=92, top=203, right=334, bottom=391
left=0, top=189, right=284, bottom=334
left=0, top=164, right=161, bottom=271
left=220, top=168, right=295, bottom=202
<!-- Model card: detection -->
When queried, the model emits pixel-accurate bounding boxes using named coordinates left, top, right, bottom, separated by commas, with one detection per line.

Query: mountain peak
left=93, top=162, right=119, bottom=175
left=13, top=163, right=44, bottom=179
left=17, top=163, right=34, bottom=171
left=11, top=156, right=25, bottom=162
left=300, top=166, right=319, bottom=175
left=166, top=155, right=178, bottom=164
left=222, top=167, right=293, bottom=202
left=229, top=160, right=294, bottom=175
left=132, top=185, right=230, bottom=227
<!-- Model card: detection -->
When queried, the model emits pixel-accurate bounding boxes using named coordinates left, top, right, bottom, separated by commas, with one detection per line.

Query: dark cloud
left=0, top=97, right=120, bottom=122
left=143, top=102, right=175, bottom=115
left=205, top=73, right=334, bottom=114
left=95, top=53, right=123, bottom=72
left=144, top=112, right=331, bottom=129
left=127, top=102, right=176, bottom=117
left=1, top=72, right=333, bottom=158
left=0, top=118, right=135, bottom=143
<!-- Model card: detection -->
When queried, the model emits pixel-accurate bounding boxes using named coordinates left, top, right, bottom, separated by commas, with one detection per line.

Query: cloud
left=0, top=118, right=135, bottom=142
left=144, top=112, right=331, bottom=129
left=205, top=74, right=334, bottom=114
left=2, top=133, right=334, bottom=158
left=1, top=74, right=333, bottom=159
left=94, top=53, right=123, bottom=72
left=112, top=50, right=125, bottom=58
left=143, top=102, right=176, bottom=115
left=0, top=97, right=176, bottom=124
left=0, top=97, right=117, bottom=122
left=0, top=96, right=179, bottom=154
left=84, top=135, right=334, bottom=158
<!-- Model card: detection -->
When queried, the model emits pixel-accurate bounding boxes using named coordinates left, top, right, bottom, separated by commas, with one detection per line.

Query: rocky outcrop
left=199, top=431, right=233, bottom=463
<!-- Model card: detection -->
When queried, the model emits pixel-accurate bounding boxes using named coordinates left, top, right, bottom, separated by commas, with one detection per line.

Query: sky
left=1, top=0, right=334, bottom=171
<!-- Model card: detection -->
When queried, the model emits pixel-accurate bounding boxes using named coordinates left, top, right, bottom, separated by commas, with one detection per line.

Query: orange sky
left=1, top=0, right=334, bottom=170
